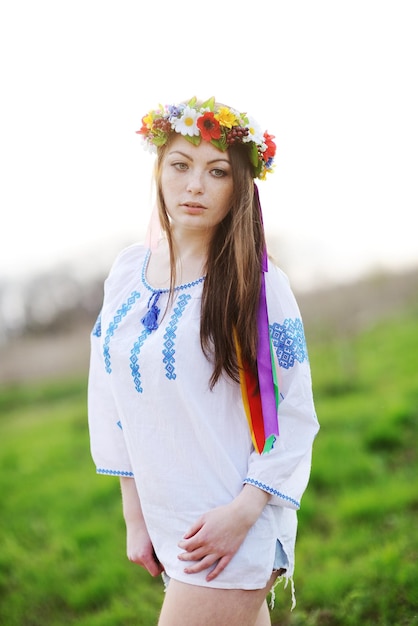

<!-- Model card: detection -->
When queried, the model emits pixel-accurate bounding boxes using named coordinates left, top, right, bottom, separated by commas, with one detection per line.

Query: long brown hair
left=154, top=139, right=265, bottom=388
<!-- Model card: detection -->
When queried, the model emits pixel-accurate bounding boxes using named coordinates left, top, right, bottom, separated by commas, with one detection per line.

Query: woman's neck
left=171, top=225, right=212, bottom=260
left=147, top=232, right=208, bottom=289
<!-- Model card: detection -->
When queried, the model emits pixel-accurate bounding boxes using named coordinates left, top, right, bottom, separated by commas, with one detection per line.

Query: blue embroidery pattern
left=163, top=294, right=192, bottom=380
left=92, top=314, right=102, bottom=337
left=142, top=249, right=205, bottom=296
left=244, top=478, right=300, bottom=508
left=103, top=291, right=141, bottom=373
left=130, top=328, right=152, bottom=393
left=124, top=251, right=205, bottom=392
left=97, top=468, right=134, bottom=477
left=270, top=318, right=308, bottom=369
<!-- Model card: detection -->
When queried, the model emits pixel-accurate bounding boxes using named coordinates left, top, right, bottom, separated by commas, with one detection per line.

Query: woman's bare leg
left=254, top=600, right=272, bottom=626
left=158, top=573, right=278, bottom=626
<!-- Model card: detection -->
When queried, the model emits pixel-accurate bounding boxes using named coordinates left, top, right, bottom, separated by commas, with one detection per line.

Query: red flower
left=136, top=115, right=150, bottom=136
left=197, top=112, right=221, bottom=141
left=262, top=132, right=276, bottom=161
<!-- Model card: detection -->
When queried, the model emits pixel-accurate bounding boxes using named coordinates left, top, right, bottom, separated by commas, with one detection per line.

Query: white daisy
left=172, top=106, right=200, bottom=137
left=242, top=116, right=264, bottom=145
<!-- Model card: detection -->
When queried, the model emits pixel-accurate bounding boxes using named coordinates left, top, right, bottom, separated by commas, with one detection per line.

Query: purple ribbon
left=255, top=185, right=279, bottom=439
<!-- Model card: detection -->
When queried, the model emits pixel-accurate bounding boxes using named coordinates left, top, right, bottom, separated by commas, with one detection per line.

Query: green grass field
left=1, top=305, right=418, bottom=625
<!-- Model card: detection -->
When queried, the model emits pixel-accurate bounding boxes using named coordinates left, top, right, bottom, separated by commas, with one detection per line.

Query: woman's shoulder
left=266, top=257, right=291, bottom=288
left=105, top=242, right=148, bottom=289
left=114, top=241, right=147, bottom=264
left=265, top=257, right=301, bottom=317
left=111, top=242, right=148, bottom=266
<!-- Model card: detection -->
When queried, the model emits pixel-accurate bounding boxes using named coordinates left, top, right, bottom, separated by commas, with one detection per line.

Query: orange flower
left=136, top=124, right=148, bottom=136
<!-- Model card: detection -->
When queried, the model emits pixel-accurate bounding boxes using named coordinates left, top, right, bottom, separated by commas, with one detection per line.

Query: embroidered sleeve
left=88, top=312, right=134, bottom=477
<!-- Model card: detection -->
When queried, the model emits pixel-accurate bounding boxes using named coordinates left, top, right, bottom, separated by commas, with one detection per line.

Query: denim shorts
left=162, top=539, right=288, bottom=589
left=273, top=539, right=289, bottom=572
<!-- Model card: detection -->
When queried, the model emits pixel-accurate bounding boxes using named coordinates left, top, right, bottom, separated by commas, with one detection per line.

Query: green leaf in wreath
left=185, top=135, right=201, bottom=146
left=200, top=97, right=215, bottom=111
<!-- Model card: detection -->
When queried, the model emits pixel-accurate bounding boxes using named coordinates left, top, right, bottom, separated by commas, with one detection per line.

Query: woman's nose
left=186, top=170, right=204, bottom=193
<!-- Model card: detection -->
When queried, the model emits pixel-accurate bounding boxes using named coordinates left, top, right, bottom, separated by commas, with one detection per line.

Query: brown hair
left=154, top=139, right=265, bottom=388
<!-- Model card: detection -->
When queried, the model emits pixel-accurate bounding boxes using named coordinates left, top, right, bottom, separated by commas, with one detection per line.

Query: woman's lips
left=182, top=203, right=206, bottom=213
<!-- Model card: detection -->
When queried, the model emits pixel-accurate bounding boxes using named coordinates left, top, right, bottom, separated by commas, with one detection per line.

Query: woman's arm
left=119, top=477, right=164, bottom=577
left=177, top=484, right=270, bottom=581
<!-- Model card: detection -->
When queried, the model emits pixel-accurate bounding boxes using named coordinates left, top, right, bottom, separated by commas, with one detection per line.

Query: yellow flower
left=215, top=107, right=238, bottom=129
left=143, top=112, right=154, bottom=128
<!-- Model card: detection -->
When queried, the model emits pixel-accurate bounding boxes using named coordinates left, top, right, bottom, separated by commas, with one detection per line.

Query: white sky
left=1, top=0, right=417, bottom=291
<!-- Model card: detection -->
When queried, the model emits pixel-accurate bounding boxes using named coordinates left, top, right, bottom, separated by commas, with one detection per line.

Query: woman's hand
left=119, top=476, right=164, bottom=577
left=177, top=485, right=270, bottom=581
left=126, top=520, right=164, bottom=577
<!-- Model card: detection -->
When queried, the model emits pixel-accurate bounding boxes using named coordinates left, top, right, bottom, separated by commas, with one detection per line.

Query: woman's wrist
left=231, top=484, right=271, bottom=528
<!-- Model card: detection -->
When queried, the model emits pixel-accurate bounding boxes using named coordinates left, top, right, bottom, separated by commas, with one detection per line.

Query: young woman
left=88, top=97, right=319, bottom=626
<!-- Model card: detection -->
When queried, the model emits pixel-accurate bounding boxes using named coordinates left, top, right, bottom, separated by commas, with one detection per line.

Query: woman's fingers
left=206, top=555, right=231, bottom=581
left=182, top=553, right=218, bottom=574
left=180, top=552, right=232, bottom=580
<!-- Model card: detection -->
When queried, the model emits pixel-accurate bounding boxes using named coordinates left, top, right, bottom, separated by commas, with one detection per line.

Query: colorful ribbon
left=236, top=185, right=280, bottom=454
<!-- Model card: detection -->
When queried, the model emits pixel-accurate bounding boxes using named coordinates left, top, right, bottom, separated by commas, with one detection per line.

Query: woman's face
left=160, top=134, right=234, bottom=236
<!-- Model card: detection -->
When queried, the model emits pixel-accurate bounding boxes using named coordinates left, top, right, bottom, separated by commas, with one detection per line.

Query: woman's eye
left=173, top=162, right=188, bottom=171
left=211, top=168, right=227, bottom=178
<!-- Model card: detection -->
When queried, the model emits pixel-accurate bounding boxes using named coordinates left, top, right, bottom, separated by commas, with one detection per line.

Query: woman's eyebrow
left=167, top=150, right=230, bottom=165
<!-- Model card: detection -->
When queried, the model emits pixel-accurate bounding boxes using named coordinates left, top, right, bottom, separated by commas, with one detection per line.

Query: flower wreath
left=137, top=96, right=276, bottom=180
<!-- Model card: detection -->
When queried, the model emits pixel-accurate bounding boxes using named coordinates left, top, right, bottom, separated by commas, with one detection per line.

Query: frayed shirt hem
left=269, top=574, right=296, bottom=612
